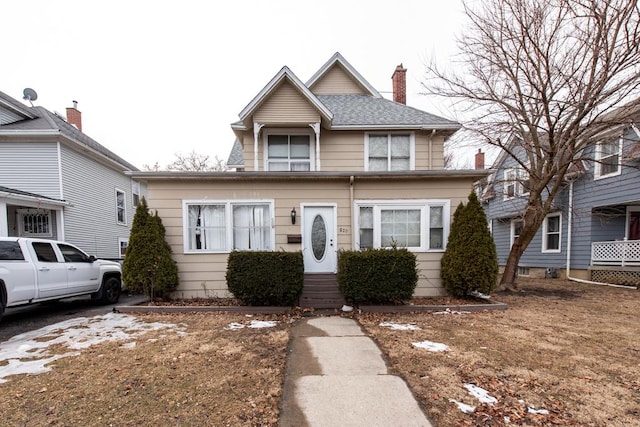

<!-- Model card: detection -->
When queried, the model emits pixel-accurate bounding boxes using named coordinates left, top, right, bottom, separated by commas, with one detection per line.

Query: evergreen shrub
left=122, top=198, right=179, bottom=298
left=441, top=191, right=498, bottom=297
left=226, top=251, right=303, bottom=306
left=338, top=248, right=418, bottom=304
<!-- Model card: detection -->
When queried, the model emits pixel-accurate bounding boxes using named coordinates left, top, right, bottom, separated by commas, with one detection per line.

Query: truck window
left=58, top=244, right=90, bottom=262
left=0, top=241, right=25, bottom=260
left=32, top=242, right=59, bottom=263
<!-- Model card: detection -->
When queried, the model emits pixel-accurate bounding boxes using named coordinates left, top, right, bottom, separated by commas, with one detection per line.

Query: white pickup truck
left=0, top=237, right=123, bottom=319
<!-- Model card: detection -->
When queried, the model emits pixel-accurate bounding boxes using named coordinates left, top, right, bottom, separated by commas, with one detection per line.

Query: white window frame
left=17, top=208, right=52, bottom=237
left=542, top=212, right=562, bottom=253
left=263, top=128, right=315, bottom=171
left=594, top=138, right=622, bottom=179
left=510, top=219, right=523, bottom=248
left=115, top=188, right=127, bottom=225
left=354, top=199, right=449, bottom=252
left=132, top=181, right=141, bottom=207
left=118, top=237, right=129, bottom=258
left=182, top=199, right=275, bottom=254
left=364, top=133, right=416, bottom=171
left=503, top=167, right=529, bottom=200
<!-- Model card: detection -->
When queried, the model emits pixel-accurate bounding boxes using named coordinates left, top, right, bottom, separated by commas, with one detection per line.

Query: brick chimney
left=66, top=100, right=82, bottom=132
left=392, top=64, right=407, bottom=104
left=475, top=148, right=485, bottom=170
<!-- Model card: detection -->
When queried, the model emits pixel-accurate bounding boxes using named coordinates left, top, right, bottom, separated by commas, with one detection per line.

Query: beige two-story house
left=130, top=52, right=486, bottom=300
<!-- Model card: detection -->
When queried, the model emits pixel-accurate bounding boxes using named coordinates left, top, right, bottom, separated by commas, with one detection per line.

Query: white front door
left=303, top=206, right=337, bottom=273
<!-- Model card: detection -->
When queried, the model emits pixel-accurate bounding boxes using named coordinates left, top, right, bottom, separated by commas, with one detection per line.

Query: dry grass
left=1, top=279, right=638, bottom=426
left=358, top=278, right=640, bottom=426
left=0, top=313, right=291, bottom=426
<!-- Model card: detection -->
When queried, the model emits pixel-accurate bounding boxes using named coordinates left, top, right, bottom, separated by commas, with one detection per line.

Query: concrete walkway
left=279, top=316, right=433, bottom=427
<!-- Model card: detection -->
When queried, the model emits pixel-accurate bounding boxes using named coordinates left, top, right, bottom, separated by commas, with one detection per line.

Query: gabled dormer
left=229, top=52, right=460, bottom=172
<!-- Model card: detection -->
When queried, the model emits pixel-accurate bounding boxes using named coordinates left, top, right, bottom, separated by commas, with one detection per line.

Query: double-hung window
left=542, top=213, right=561, bottom=253
left=116, top=189, right=126, bottom=225
left=184, top=201, right=273, bottom=253
left=511, top=219, right=523, bottom=247
left=266, top=133, right=312, bottom=171
left=595, top=138, right=621, bottom=179
left=356, top=200, right=448, bottom=251
left=366, top=133, right=414, bottom=171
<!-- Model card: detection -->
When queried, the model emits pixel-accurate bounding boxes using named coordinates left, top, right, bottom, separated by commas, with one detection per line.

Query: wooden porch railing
left=591, top=240, right=640, bottom=267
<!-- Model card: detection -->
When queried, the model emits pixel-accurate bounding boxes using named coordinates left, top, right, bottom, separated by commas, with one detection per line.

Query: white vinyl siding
left=355, top=200, right=449, bottom=251
left=595, top=138, right=622, bottom=179
left=542, top=213, right=561, bottom=253
left=183, top=200, right=274, bottom=253
left=365, top=133, right=415, bottom=171
left=59, top=144, right=135, bottom=258
left=0, top=142, right=61, bottom=198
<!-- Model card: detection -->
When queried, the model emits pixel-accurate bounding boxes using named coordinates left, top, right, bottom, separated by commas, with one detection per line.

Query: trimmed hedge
left=226, top=251, right=303, bottom=306
left=338, top=248, right=418, bottom=304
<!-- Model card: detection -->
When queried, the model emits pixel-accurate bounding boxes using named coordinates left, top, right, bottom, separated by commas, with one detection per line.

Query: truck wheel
left=100, top=277, right=122, bottom=304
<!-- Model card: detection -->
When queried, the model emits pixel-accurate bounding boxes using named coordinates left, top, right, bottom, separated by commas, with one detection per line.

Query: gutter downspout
left=429, top=129, right=435, bottom=169
left=565, top=179, right=637, bottom=289
left=350, top=175, right=354, bottom=248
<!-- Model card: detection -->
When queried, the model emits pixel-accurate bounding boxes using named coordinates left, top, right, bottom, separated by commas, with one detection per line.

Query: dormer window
left=265, top=132, right=313, bottom=171
left=365, top=133, right=415, bottom=171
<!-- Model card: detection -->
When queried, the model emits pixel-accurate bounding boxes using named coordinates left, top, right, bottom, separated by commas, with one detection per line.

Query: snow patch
left=464, top=383, right=497, bottom=405
left=433, top=308, right=470, bottom=315
left=379, top=322, right=421, bottom=331
left=0, top=313, right=184, bottom=383
left=412, top=340, right=449, bottom=352
left=224, top=320, right=278, bottom=330
left=528, top=406, right=550, bottom=415
left=449, top=399, right=475, bottom=413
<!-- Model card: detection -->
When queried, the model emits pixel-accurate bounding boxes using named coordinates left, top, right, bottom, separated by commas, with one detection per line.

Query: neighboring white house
left=0, top=90, right=144, bottom=258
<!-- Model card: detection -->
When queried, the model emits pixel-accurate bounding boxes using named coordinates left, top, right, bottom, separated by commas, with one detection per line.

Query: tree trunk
left=499, top=208, right=545, bottom=291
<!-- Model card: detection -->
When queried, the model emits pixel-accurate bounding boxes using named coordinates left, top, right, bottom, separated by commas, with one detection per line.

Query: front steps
left=299, top=273, right=345, bottom=309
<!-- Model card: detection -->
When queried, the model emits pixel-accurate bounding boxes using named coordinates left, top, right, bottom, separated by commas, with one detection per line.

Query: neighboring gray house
left=481, top=124, right=640, bottom=286
left=0, top=90, right=144, bottom=258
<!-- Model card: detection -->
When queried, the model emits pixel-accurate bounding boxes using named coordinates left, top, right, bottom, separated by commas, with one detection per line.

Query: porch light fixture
left=291, top=207, right=297, bottom=224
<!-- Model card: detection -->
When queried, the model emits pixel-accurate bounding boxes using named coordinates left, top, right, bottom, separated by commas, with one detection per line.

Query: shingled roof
left=317, top=95, right=459, bottom=129
left=0, top=92, right=138, bottom=172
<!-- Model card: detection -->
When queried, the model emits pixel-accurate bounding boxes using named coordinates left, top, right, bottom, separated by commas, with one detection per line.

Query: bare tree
left=423, top=0, right=640, bottom=289
left=167, top=151, right=227, bottom=172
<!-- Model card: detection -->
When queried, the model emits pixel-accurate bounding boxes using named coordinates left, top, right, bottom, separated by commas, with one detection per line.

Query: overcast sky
left=4, top=0, right=468, bottom=170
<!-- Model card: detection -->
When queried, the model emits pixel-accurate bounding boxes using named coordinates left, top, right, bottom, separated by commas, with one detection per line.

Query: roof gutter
left=0, top=190, right=69, bottom=207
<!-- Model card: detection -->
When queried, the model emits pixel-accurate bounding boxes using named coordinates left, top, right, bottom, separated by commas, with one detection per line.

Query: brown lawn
left=358, top=278, right=640, bottom=426
left=0, top=278, right=638, bottom=426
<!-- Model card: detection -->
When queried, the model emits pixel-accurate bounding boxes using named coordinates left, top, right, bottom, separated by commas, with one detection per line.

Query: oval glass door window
left=311, top=215, right=327, bottom=261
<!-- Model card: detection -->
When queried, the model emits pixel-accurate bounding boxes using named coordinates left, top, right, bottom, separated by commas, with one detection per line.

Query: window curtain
left=188, top=205, right=225, bottom=250
left=390, top=135, right=410, bottom=170
left=233, top=205, right=269, bottom=250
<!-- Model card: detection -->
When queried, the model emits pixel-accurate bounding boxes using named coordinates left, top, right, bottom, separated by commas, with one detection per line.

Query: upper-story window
left=132, top=181, right=141, bottom=207
left=365, top=133, right=415, bottom=171
left=116, top=189, right=127, bottom=225
left=595, top=138, right=622, bottom=179
left=503, top=168, right=530, bottom=200
left=265, top=133, right=313, bottom=171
